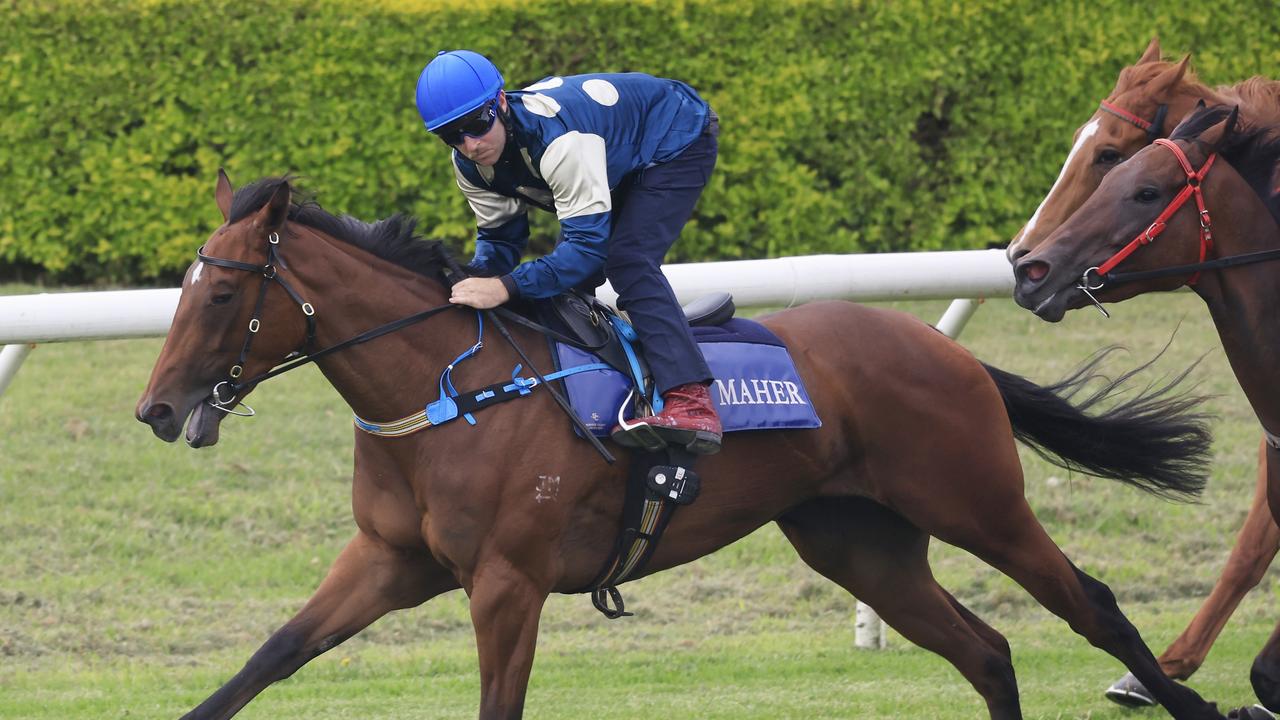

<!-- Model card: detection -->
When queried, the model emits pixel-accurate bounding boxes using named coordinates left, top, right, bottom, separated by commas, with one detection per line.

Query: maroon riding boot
left=611, top=382, right=723, bottom=455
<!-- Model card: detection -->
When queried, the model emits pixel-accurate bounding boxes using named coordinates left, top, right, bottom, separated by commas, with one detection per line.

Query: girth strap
left=585, top=446, right=701, bottom=619
left=353, top=361, right=613, bottom=437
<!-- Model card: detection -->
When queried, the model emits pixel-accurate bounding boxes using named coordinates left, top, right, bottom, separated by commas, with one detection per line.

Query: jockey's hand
left=450, top=277, right=510, bottom=309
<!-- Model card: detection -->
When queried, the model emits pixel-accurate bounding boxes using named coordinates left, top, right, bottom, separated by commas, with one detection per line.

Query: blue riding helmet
left=415, top=50, right=505, bottom=132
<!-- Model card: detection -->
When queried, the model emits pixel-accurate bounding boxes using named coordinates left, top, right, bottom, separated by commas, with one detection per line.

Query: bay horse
left=1006, top=38, right=1280, bottom=707
left=138, top=170, right=1225, bottom=720
left=1013, top=105, right=1280, bottom=718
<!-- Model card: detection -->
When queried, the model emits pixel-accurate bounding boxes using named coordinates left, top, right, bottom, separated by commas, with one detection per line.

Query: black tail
left=982, top=349, right=1212, bottom=502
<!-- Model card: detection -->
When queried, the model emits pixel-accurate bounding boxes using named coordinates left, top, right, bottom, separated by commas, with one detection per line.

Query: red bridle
left=1084, top=138, right=1217, bottom=289
left=1099, top=100, right=1170, bottom=143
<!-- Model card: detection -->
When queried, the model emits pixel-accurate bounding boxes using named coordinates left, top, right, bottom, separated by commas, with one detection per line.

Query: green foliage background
left=1, top=0, right=1278, bottom=282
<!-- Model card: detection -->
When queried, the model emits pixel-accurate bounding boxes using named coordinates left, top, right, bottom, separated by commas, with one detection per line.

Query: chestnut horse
left=1013, top=105, right=1280, bottom=718
left=138, top=171, right=1225, bottom=720
left=1006, top=38, right=1280, bottom=707
left=1006, top=37, right=1280, bottom=261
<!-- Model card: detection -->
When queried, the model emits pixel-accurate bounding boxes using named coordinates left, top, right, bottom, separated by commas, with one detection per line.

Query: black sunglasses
left=433, top=98, right=499, bottom=146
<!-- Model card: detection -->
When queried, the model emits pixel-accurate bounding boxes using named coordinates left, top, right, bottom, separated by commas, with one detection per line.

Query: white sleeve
left=538, top=131, right=612, bottom=221
left=453, top=156, right=526, bottom=229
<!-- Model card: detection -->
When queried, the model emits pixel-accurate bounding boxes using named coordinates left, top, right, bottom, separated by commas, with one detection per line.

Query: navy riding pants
left=588, top=115, right=718, bottom=394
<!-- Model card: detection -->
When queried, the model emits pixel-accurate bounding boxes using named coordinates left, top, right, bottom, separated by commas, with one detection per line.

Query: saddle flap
left=541, top=291, right=650, bottom=386
left=545, top=291, right=612, bottom=349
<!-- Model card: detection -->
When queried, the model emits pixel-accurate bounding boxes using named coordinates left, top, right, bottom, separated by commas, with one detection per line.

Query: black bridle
left=193, top=228, right=615, bottom=462
left=195, top=230, right=459, bottom=413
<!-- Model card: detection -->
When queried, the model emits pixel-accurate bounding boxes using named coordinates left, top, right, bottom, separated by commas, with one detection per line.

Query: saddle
left=446, top=289, right=814, bottom=619
left=531, top=290, right=737, bottom=619
left=537, top=289, right=737, bottom=399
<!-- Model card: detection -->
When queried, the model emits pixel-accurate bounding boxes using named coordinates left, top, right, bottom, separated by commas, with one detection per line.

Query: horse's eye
left=1097, top=149, right=1124, bottom=165
left=211, top=293, right=234, bottom=305
left=1134, top=187, right=1160, bottom=203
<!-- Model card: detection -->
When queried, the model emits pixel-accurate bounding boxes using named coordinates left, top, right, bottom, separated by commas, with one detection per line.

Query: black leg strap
left=581, top=447, right=702, bottom=619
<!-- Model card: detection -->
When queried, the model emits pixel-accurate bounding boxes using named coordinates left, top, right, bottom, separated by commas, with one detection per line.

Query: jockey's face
left=456, top=93, right=507, bottom=167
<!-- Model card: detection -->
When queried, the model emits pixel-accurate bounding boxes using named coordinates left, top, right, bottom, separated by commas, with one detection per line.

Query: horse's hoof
left=1104, top=671, right=1157, bottom=707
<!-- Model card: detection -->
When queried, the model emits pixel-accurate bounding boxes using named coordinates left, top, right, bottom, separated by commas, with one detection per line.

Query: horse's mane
left=1218, top=76, right=1280, bottom=126
left=229, top=177, right=454, bottom=280
left=1170, top=105, right=1280, bottom=227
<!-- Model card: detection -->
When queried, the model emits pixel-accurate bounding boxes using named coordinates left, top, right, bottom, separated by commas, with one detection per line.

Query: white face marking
left=191, top=261, right=205, bottom=285
left=1022, top=118, right=1102, bottom=239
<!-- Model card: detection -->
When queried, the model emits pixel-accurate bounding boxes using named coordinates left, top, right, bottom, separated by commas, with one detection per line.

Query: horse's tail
left=981, top=349, right=1212, bottom=502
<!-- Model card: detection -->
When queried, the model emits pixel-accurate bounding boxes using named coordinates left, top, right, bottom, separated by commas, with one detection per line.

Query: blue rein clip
left=426, top=311, right=484, bottom=426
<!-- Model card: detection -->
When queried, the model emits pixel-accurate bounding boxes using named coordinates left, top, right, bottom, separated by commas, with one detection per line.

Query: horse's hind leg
left=925, top=490, right=1223, bottom=720
left=181, top=530, right=459, bottom=720
left=777, top=497, right=1023, bottom=720
left=1168, top=444, right=1280, bottom=678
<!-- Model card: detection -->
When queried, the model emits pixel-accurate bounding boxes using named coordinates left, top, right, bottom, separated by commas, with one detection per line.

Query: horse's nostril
left=143, top=403, right=173, bottom=422
left=1020, top=261, right=1050, bottom=283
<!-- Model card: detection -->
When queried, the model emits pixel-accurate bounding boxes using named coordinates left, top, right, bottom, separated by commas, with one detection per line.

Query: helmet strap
left=498, top=93, right=516, bottom=143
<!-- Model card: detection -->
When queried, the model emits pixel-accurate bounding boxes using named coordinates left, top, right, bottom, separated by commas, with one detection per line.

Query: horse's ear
left=1149, top=55, right=1190, bottom=97
left=254, top=181, right=292, bottom=232
left=1138, top=36, right=1162, bottom=64
left=1197, top=106, right=1240, bottom=151
left=215, top=168, right=233, bottom=222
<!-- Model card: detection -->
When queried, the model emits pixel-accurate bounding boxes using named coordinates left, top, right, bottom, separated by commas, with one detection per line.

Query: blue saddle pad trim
left=555, top=318, right=822, bottom=437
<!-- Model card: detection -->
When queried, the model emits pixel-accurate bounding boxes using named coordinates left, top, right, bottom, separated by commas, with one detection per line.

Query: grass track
left=1, top=288, right=1276, bottom=719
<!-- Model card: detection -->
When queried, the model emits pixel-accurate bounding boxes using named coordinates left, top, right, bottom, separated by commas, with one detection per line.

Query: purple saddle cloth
left=554, top=318, right=822, bottom=437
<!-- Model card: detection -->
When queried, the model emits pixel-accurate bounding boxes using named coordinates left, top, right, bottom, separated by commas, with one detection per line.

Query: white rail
left=0, top=250, right=1013, bottom=346
left=0, top=248, right=1016, bottom=649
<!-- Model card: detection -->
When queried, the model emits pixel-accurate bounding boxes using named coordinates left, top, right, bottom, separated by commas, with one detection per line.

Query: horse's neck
left=1195, top=188, right=1280, bottom=431
left=286, top=229, right=470, bottom=421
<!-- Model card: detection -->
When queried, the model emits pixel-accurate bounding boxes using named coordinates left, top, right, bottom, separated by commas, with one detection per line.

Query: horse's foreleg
left=467, top=561, right=550, bottom=720
left=1251, top=443, right=1280, bottom=712
left=1162, top=441, right=1280, bottom=679
left=1110, top=446, right=1280, bottom=708
left=181, top=531, right=459, bottom=720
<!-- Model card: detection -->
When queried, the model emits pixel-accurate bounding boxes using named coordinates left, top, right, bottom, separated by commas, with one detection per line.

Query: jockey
left=415, top=49, right=722, bottom=455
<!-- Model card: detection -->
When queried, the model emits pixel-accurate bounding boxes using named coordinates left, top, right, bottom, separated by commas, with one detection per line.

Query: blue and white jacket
left=453, top=72, right=710, bottom=299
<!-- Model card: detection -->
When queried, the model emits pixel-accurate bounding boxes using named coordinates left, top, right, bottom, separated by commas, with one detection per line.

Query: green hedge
left=1, top=0, right=1277, bottom=283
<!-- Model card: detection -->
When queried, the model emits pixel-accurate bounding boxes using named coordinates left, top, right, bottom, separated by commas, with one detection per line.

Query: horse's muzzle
left=137, top=399, right=183, bottom=443
left=137, top=395, right=224, bottom=447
